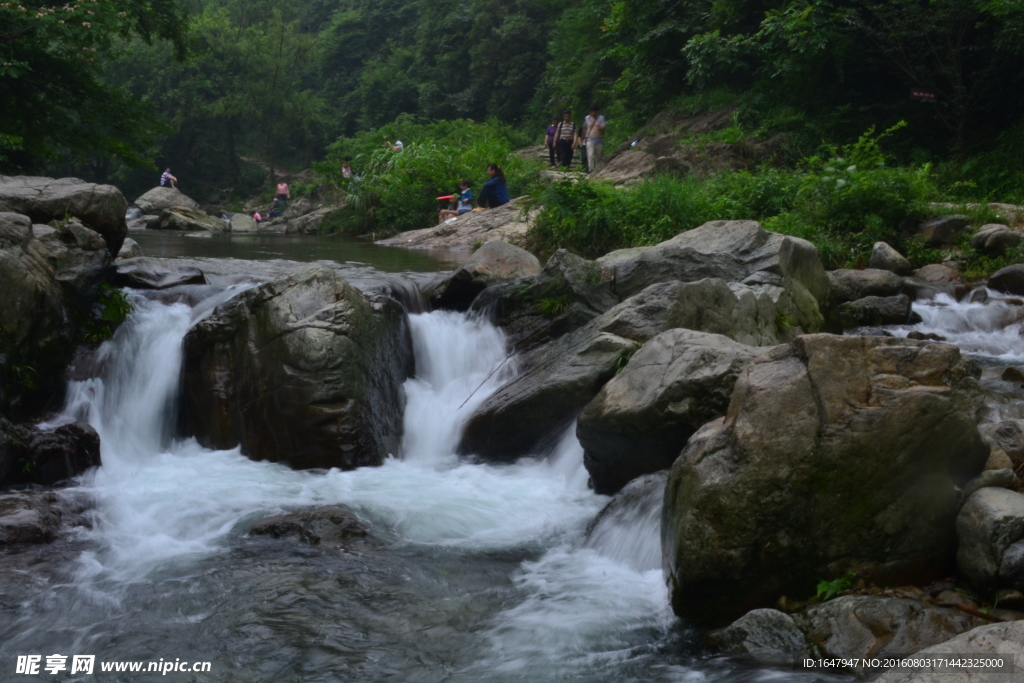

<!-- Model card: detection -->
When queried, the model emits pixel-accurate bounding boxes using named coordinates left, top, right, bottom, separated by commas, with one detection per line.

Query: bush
left=314, top=116, right=541, bottom=235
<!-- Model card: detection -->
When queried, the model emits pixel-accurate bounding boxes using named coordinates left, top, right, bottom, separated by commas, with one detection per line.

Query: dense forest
left=2, top=0, right=1023, bottom=204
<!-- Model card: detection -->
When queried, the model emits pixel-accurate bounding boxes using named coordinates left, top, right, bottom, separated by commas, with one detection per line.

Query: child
left=438, top=180, right=473, bottom=223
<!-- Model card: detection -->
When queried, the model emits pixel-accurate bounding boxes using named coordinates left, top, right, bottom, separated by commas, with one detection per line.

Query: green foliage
left=315, top=118, right=540, bottom=235
left=11, top=364, right=37, bottom=391
left=535, top=296, right=570, bottom=317
left=816, top=572, right=856, bottom=602
left=612, top=343, right=643, bottom=375
left=776, top=312, right=794, bottom=333
left=84, top=284, right=132, bottom=343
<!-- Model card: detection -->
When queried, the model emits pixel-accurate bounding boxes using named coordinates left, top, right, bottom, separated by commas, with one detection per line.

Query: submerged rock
left=250, top=505, right=369, bottom=551
left=182, top=266, right=413, bottom=471
left=663, top=334, right=988, bottom=627
left=431, top=241, right=541, bottom=312
left=578, top=329, right=764, bottom=494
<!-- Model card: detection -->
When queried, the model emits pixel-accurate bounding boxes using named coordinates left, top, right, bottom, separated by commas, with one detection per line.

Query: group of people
left=437, top=163, right=510, bottom=224
left=248, top=181, right=291, bottom=223
left=545, top=105, right=606, bottom=171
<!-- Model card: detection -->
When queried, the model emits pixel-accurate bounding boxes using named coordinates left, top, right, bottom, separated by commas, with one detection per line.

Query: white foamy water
left=891, top=290, right=1024, bottom=361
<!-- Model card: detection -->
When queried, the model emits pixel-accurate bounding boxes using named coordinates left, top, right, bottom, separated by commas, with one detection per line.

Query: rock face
left=432, top=241, right=541, bottom=311
left=876, top=621, right=1024, bottom=683
left=988, top=265, right=1024, bottom=296
left=870, top=242, right=913, bottom=275
left=377, top=197, right=536, bottom=251
left=956, top=487, right=1024, bottom=594
left=971, top=224, right=1022, bottom=254
left=114, top=257, right=206, bottom=290
left=133, top=186, right=200, bottom=215
left=0, top=175, right=127, bottom=255
left=837, top=294, right=913, bottom=328
left=0, top=418, right=101, bottom=487
left=709, top=609, right=808, bottom=665
left=0, top=212, right=114, bottom=414
left=663, top=334, right=989, bottom=627
left=794, top=597, right=983, bottom=662
left=578, top=329, right=764, bottom=494
left=596, top=220, right=830, bottom=333
left=182, top=267, right=413, bottom=471
left=460, top=278, right=812, bottom=461
left=151, top=207, right=227, bottom=232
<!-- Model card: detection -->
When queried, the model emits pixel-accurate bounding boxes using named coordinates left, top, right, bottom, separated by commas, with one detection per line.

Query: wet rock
left=916, top=263, right=963, bottom=283
left=250, top=505, right=369, bottom=550
left=709, top=609, right=808, bottom=666
left=838, top=294, right=913, bottom=328
left=972, top=224, right=1022, bottom=255
left=116, top=237, right=142, bottom=260
left=432, top=241, right=541, bottom=312
left=460, top=278, right=812, bottom=462
left=876, top=621, right=1024, bottom=683
left=969, top=287, right=990, bottom=304
left=870, top=242, right=913, bottom=276
left=133, top=186, right=200, bottom=215
left=0, top=175, right=127, bottom=255
left=114, top=257, right=206, bottom=290
left=1002, top=367, right=1024, bottom=385
left=794, top=596, right=983, bottom=664
left=229, top=213, right=258, bottom=233
left=0, top=491, right=62, bottom=546
left=957, top=487, right=1024, bottom=594
left=828, top=268, right=904, bottom=304
left=596, top=220, right=830, bottom=333
left=963, top=469, right=1018, bottom=499
left=918, top=216, right=969, bottom=246
left=182, top=266, right=412, bottom=471
left=907, top=331, right=947, bottom=341
left=989, top=265, right=1024, bottom=296
left=151, top=206, right=227, bottom=232
left=663, top=334, right=988, bottom=627
left=0, top=418, right=101, bottom=487
left=578, top=329, right=764, bottom=494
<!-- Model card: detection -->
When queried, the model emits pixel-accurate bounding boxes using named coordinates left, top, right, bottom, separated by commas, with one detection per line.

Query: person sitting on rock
left=438, top=180, right=473, bottom=223
left=160, top=168, right=177, bottom=188
left=251, top=210, right=262, bottom=223
left=477, top=164, right=509, bottom=209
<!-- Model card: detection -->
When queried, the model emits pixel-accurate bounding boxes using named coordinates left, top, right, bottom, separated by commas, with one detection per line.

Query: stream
left=2, top=239, right=1020, bottom=682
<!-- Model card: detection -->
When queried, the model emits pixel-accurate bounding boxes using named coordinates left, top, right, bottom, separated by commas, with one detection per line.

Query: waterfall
left=896, top=291, right=1024, bottom=362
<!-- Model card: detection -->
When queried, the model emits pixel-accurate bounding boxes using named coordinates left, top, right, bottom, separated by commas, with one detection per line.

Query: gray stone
left=578, top=328, right=764, bottom=494
left=876, top=621, right=1024, bottom=683
left=182, top=266, right=413, bottom=471
left=795, top=597, right=983, bottom=665
left=432, top=241, right=542, bottom=311
left=870, top=242, right=913, bottom=275
left=116, top=237, right=143, bottom=260
left=151, top=206, right=227, bottom=232
left=957, top=487, right=1024, bottom=594
left=133, top=186, right=200, bottom=215
left=0, top=212, right=32, bottom=250
left=0, top=491, right=62, bottom=546
left=596, top=220, right=830, bottom=334
left=710, top=609, right=808, bottom=666
left=963, top=469, right=1019, bottom=499
left=0, top=175, right=127, bottom=256
left=114, top=257, right=206, bottom=290
left=989, top=265, right=1024, bottom=296
left=664, top=334, right=988, bottom=627
left=838, top=294, right=913, bottom=328
left=980, top=420, right=1024, bottom=468
left=285, top=207, right=337, bottom=235
left=971, top=224, right=1022, bottom=255
left=829, top=268, right=905, bottom=304
left=999, top=540, right=1024, bottom=591
left=918, top=216, right=970, bottom=246
left=229, top=213, right=258, bottom=233
left=916, top=263, right=963, bottom=283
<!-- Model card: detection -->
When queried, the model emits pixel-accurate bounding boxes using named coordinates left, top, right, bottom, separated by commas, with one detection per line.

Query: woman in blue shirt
left=477, top=164, right=510, bottom=209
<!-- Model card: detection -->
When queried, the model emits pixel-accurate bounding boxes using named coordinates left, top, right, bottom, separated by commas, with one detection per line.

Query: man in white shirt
left=583, top=105, right=607, bottom=172
left=388, top=140, right=404, bottom=151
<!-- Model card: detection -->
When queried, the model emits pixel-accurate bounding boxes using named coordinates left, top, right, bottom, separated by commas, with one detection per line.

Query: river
left=5, top=233, right=1014, bottom=682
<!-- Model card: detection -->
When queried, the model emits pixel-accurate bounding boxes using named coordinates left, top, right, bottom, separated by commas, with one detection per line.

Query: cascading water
left=890, top=290, right=1024, bottom=362
left=0, top=284, right=699, bottom=682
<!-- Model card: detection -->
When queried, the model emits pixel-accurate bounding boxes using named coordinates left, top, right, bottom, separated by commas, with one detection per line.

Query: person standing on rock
left=276, top=181, right=290, bottom=202
left=160, top=168, right=177, bottom=188
left=583, top=105, right=606, bottom=172
left=477, top=164, right=509, bottom=209
left=544, top=117, right=559, bottom=167
left=554, top=110, right=578, bottom=169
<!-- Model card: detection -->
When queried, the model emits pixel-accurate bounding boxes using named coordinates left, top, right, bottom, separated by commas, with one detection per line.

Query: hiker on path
left=544, top=117, right=558, bottom=167
left=583, top=105, right=607, bottom=172
left=554, top=111, right=578, bottom=169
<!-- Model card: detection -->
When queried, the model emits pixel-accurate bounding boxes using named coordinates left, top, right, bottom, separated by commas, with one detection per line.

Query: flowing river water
left=1, top=236, right=1020, bottom=682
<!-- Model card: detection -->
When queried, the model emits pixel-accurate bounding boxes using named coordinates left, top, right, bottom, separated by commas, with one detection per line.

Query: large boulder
left=988, top=265, right=1024, bottom=296
left=918, top=216, right=969, bottom=246
left=0, top=212, right=113, bottom=415
left=828, top=268, right=904, bottom=304
left=870, top=242, right=913, bottom=275
left=182, top=267, right=413, bottom=471
left=151, top=207, right=227, bottom=232
left=956, top=487, right=1024, bottom=595
left=971, top=224, right=1021, bottom=255
left=229, top=213, right=258, bottom=233
left=432, top=241, right=541, bottom=311
left=596, top=220, right=830, bottom=333
left=578, top=329, right=764, bottom=494
left=459, top=278, right=813, bottom=461
left=0, top=175, right=127, bottom=255
left=876, top=621, right=1024, bottom=683
left=114, top=257, right=206, bottom=290
left=133, top=186, right=200, bottom=215
left=285, top=207, right=337, bottom=235
left=663, top=334, right=989, bottom=627
left=0, top=418, right=100, bottom=487
left=837, top=294, right=914, bottom=328
left=377, top=197, right=535, bottom=250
